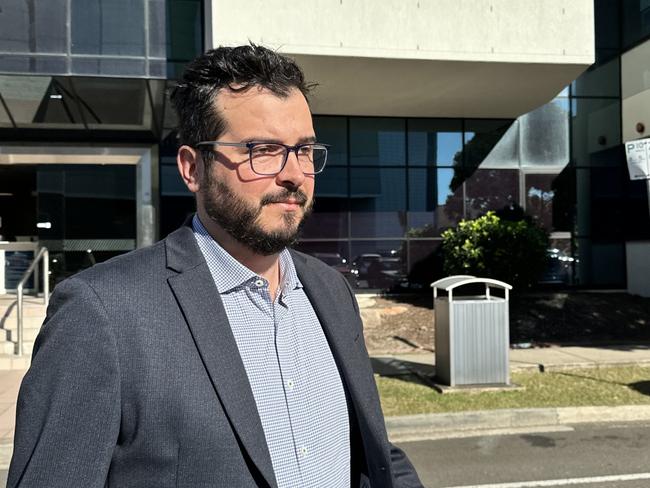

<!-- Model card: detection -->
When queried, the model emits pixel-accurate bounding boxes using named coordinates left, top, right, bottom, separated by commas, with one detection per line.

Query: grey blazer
left=8, top=223, right=422, bottom=487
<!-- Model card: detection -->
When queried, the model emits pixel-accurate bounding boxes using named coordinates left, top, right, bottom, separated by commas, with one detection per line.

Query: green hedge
left=441, top=211, right=549, bottom=289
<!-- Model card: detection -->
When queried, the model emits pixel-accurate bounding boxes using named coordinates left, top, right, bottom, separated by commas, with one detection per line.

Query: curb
left=385, top=405, right=650, bottom=442
left=509, top=359, right=650, bottom=372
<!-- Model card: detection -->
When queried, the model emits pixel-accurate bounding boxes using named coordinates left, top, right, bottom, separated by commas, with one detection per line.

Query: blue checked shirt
left=192, top=216, right=351, bottom=488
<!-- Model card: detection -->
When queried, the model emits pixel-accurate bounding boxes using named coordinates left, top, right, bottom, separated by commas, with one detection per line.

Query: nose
left=275, top=150, right=305, bottom=188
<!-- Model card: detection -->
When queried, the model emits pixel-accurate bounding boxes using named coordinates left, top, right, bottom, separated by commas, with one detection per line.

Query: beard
left=201, top=173, right=313, bottom=256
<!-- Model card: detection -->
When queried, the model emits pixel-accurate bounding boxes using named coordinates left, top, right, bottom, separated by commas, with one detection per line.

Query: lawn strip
left=377, top=365, right=650, bottom=417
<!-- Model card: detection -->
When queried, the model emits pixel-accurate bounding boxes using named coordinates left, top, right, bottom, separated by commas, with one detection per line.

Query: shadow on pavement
left=371, top=357, right=437, bottom=388
left=629, top=381, right=650, bottom=396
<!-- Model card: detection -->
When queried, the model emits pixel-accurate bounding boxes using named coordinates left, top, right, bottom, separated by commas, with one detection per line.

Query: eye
left=251, top=144, right=283, bottom=156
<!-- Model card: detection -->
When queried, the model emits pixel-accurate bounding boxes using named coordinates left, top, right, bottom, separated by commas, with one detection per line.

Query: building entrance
left=0, top=146, right=157, bottom=287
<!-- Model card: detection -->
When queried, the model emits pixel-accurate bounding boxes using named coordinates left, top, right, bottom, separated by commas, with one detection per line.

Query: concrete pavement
left=383, top=343, right=650, bottom=372
left=0, top=344, right=649, bottom=468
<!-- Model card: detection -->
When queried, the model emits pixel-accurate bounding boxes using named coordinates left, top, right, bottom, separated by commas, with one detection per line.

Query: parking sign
left=625, top=138, right=650, bottom=180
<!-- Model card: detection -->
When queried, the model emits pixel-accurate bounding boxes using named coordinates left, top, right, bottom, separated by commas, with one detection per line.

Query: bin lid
left=430, top=275, right=476, bottom=289
left=431, top=275, right=512, bottom=291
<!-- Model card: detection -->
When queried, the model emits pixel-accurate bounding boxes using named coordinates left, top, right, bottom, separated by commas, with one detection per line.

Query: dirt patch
left=360, top=292, right=650, bottom=356
left=360, top=295, right=435, bottom=355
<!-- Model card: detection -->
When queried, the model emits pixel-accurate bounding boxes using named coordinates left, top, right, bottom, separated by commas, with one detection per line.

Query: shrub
left=441, top=210, right=549, bottom=289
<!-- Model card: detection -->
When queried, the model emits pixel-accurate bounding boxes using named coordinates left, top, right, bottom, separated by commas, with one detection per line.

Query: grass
left=376, top=365, right=650, bottom=417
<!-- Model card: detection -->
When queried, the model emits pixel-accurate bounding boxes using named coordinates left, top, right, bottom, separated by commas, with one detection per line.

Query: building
left=1, top=0, right=649, bottom=293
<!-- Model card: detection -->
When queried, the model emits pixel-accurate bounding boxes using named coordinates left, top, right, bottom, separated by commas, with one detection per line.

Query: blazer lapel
left=166, top=226, right=278, bottom=488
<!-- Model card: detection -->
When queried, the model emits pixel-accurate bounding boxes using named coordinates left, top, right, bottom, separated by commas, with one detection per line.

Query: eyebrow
left=242, top=136, right=318, bottom=144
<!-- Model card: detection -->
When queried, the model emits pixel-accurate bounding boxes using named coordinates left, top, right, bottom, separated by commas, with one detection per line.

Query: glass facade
left=2, top=0, right=648, bottom=291
left=0, top=75, right=166, bottom=134
left=295, top=111, right=579, bottom=290
left=0, top=0, right=167, bottom=78
left=622, top=0, right=650, bottom=49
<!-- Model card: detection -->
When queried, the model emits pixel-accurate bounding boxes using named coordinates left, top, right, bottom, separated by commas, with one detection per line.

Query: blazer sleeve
left=390, top=444, right=425, bottom=488
left=7, top=277, right=121, bottom=488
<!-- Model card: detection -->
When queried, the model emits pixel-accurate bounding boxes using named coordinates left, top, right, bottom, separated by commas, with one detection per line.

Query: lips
left=261, top=191, right=308, bottom=207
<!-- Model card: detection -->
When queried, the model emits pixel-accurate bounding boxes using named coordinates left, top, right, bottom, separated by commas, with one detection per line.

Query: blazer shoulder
left=64, top=239, right=168, bottom=290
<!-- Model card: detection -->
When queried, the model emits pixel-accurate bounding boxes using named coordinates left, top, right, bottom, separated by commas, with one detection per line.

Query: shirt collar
left=192, top=214, right=302, bottom=294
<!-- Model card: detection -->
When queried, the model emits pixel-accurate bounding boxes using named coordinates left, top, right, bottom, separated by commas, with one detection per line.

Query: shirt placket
left=274, top=292, right=309, bottom=483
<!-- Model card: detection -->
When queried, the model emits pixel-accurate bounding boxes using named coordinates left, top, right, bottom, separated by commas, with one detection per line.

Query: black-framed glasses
left=195, top=141, right=330, bottom=175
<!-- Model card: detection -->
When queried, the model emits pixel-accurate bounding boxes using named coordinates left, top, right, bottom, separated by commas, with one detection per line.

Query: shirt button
left=299, top=446, right=308, bottom=457
left=254, top=279, right=264, bottom=287
left=287, top=379, right=295, bottom=390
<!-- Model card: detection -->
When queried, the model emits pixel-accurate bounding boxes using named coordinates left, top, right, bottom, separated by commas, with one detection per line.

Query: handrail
left=16, top=247, right=49, bottom=356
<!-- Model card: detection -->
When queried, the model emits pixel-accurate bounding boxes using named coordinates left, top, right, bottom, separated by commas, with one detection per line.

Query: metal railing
left=16, top=247, right=49, bottom=356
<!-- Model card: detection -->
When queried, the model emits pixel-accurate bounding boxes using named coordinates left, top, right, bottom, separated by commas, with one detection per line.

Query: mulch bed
left=361, top=292, right=650, bottom=355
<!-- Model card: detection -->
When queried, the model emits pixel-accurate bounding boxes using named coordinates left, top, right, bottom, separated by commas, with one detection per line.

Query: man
left=8, top=44, right=422, bottom=487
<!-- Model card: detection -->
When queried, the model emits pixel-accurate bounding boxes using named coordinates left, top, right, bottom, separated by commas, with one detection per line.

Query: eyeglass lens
left=250, top=144, right=327, bottom=175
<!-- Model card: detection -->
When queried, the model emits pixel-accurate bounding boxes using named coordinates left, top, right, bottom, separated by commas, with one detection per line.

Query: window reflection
left=541, top=238, right=574, bottom=285
left=300, top=212, right=348, bottom=240
left=350, top=118, right=406, bottom=166
left=71, top=0, right=146, bottom=56
left=571, top=98, right=621, bottom=164
left=350, top=212, right=406, bottom=238
left=520, top=98, right=570, bottom=167
left=0, top=0, right=170, bottom=78
left=465, top=169, right=519, bottom=219
left=73, top=78, right=149, bottom=129
left=313, top=116, right=347, bottom=166
left=166, top=0, right=203, bottom=66
left=0, top=0, right=67, bottom=53
left=525, top=173, right=558, bottom=231
left=622, top=0, right=650, bottom=49
left=0, top=76, right=84, bottom=128
left=463, top=120, right=513, bottom=169
left=315, top=167, right=347, bottom=198
left=408, top=168, right=456, bottom=210
left=350, top=168, right=406, bottom=210
left=350, top=241, right=406, bottom=290
left=571, top=55, right=620, bottom=98
left=407, top=119, right=462, bottom=166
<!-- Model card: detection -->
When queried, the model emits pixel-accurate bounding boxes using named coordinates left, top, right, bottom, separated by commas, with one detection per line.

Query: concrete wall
left=622, top=39, right=650, bottom=142
left=206, top=0, right=594, bottom=118
left=208, top=0, right=592, bottom=64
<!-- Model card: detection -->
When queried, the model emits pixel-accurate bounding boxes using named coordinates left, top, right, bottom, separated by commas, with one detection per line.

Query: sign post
left=625, top=138, right=650, bottom=219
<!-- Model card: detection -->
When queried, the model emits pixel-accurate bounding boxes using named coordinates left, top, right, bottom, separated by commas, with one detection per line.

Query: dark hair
left=170, top=43, right=315, bottom=146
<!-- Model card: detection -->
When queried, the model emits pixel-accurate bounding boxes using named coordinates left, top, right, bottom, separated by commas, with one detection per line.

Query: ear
left=177, top=145, right=202, bottom=194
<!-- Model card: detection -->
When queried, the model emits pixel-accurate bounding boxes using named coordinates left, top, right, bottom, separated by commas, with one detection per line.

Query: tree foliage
left=441, top=210, right=549, bottom=289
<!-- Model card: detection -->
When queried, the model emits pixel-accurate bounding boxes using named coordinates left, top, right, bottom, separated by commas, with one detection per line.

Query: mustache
left=260, top=189, right=309, bottom=206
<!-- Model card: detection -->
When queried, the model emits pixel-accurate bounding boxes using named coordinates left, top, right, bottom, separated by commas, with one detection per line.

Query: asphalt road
left=3, top=422, right=648, bottom=487
left=397, top=421, right=650, bottom=488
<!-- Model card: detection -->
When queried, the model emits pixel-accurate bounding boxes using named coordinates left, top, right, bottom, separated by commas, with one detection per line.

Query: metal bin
left=431, top=276, right=512, bottom=386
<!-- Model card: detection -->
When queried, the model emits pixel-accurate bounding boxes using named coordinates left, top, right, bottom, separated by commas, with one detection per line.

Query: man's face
left=198, top=87, right=316, bottom=255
